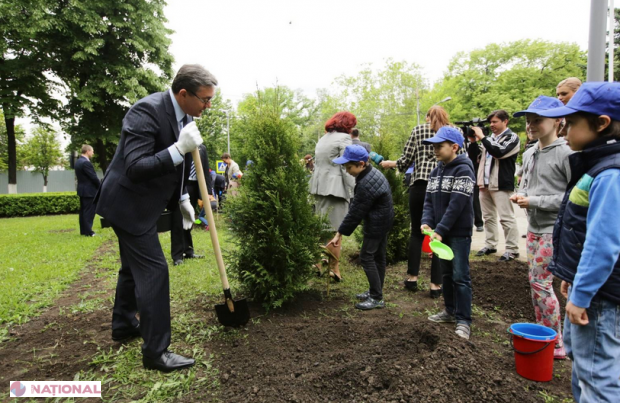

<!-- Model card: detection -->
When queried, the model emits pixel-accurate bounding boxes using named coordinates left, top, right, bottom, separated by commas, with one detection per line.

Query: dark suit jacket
left=352, top=138, right=371, bottom=153
left=96, top=91, right=191, bottom=236
left=184, top=144, right=213, bottom=198
left=75, top=156, right=101, bottom=197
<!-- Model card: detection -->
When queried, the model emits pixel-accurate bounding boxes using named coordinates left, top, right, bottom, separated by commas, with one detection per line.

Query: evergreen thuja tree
left=226, top=95, right=329, bottom=309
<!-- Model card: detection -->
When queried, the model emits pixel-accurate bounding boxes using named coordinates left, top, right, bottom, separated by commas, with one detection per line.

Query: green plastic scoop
left=422, top=230, right=454, bottom=261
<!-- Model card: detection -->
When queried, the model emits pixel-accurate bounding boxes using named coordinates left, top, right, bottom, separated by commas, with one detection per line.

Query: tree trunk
left=95, top=139, right=109, bottom=174
left=43, top=174, right=48, bottom=193
left=5, top=115, right=17, bottom=193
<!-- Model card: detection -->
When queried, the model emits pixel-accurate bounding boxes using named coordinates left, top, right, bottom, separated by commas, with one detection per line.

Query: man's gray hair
left=171, top=64, right=218, bottom=94
left=81, top=144, right=93, bottom=154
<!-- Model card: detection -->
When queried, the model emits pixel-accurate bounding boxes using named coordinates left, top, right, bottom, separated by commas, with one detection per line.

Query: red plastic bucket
left=508, top=323, right=557, bottom=382
left=422, top=235, right=432, bottom=254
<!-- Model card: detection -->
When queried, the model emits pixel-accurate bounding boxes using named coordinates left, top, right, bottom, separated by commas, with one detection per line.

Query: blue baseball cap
left=535, top=82, right=620, bottom=121
left=333, top=144, right=369, bottom=164
left=513, top=95, right=564, bottom=117
left=422, top=126, right=464, bottom=148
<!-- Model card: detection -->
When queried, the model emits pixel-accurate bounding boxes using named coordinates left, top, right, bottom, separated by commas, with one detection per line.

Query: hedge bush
left=0, top=192, right=80, bottom=217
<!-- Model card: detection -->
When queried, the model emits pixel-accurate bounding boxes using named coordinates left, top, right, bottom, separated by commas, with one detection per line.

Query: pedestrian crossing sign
left=216, top=160, right=227, bottom=174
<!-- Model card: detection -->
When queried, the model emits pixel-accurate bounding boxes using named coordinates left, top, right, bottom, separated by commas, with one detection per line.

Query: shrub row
left=0, top=192, right=80, bottom=217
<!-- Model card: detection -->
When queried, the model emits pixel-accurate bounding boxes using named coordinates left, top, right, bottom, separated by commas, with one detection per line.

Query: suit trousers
left=79, top=197, right=96, bottom=235
left=170, top=181, right=200, bottom=260
left=112, top=224, right=170, bottom=359
left=479, top=188, right=520, bottom=253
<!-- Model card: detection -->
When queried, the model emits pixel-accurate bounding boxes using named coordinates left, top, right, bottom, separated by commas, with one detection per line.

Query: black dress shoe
left=430, top=289, right=442, bottom=299
left=184, top=254, right=204, bottom=259
left=404, top=280, right=418, bottom=291
left=476, top=247, right=497, bottom=257
left=143, top=351, right=195, bottom=372
left=173, top=259, right=183, bottom=266
left=112, top=324, right=141, bottom=342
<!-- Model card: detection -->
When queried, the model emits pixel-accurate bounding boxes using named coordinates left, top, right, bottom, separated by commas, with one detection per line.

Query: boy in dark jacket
left=421, top=127, right=476, bottom=340
left=328, top=145, right=394, bottom=310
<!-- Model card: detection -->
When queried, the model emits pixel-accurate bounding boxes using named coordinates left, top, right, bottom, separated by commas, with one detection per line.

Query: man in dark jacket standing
left=328, top=145, right=394, bottom=311
left=75, top=145, right=100, bottom=236
left=471, top=110, right=521, bottom=261
left=170, top=143, right=213, bottom=265
left=95, top=64, right=215, bottom=372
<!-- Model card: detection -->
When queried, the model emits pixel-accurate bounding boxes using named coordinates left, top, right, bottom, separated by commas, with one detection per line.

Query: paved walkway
left=471, top=204, right=528, bottom=262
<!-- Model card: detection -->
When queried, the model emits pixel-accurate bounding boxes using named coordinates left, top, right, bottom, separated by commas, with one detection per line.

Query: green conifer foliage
left=226, top=93, right=329, bottom=309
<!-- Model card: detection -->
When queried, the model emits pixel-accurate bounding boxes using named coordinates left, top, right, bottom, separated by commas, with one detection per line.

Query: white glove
left=174, top=121, right=203, bottom=154
left=179, top=197, right=195, bottom=230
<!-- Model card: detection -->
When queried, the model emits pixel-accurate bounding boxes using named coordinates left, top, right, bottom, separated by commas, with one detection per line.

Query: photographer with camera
left=469, top=110, right=521, bottom=262
left=457, top=119, right=486, bottom=233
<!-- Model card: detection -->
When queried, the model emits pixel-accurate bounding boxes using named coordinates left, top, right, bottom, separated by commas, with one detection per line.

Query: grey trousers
left=479, top=188, right=520, bottom=253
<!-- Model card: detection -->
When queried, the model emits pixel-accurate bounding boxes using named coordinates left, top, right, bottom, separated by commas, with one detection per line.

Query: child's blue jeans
left=565, top=286, right=620, bottom=402
left=439, top=236, right=472, bottom=325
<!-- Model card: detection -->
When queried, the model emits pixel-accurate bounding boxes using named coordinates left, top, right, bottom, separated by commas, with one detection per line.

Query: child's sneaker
left=428, top=310, right=456, bottom=323
left=455, top=324, right=471, bottom=340
left=355, top=297, right=385, bottom=310
left=554, top=345, right=567, bottom=360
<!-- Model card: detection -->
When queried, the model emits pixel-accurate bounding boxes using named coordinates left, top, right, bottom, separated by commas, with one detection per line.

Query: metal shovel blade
left=214, top=289, right=250, bottom=327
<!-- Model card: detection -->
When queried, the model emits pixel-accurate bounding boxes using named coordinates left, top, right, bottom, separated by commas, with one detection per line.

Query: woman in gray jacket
left=309, top=111, right=357, bottom=280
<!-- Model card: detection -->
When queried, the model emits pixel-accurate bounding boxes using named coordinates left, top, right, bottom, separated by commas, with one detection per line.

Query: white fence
left=0, top=170, right=104, bottom=194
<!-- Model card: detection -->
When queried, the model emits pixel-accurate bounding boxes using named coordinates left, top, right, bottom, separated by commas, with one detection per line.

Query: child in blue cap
left=420, top=126, right=476, bottom=340
left=537, top=82, right=620, bottom=401
left=327, top=144, right=394, bottom=310
left=512, top=95, right=574, bottom=360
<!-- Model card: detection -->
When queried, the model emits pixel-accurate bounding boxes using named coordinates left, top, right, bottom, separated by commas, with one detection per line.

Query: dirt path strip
left=0, top=240, right=118, bottom=385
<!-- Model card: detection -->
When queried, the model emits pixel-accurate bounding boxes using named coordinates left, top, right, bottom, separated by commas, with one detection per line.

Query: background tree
left=0, top=110, right=26, bottom=172
left=55, top=0, right=174, bottom=172
left=195, top=89, right=234, bottom=164
left=426, top=40, right=587, bottom=133
left=1, top=0, right=63, bottom=193
left=226, top=89, right=329, bottom=309
left=21, top=126, right=64, bottom=192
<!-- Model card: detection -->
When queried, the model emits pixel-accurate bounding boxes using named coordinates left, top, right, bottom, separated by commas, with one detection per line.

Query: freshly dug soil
left=205, top=257, right=572, bottom=403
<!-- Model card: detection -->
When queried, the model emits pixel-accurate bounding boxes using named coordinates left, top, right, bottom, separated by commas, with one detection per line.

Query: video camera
left=454, top=118, right=490, bottom=140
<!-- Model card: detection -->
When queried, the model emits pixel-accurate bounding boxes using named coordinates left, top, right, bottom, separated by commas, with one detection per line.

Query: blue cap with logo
left=422, top=126, right=464, bottom=148
left=513, top=95, right=564, bottom=117
left=333, top=144, right=369, bottom=164
left=535, top=82, right=620, bottom=121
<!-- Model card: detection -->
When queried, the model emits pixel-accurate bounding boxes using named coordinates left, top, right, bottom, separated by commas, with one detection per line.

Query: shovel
left=191, top=149, right=250, bottom=327
left=422, top=229, right=454, bottom=261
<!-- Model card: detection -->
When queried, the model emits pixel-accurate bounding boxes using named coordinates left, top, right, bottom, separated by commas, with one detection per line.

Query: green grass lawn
left=0, top=214, right=115, bottom=332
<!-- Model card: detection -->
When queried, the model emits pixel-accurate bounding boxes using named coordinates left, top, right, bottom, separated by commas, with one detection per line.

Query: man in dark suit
left=351, top=128, right=371, bottom=153
left=75, top=144, right=101, bottom=236
left=171, top=143, right=213, bottom=265
left=95, top=64, right=217, bottom=372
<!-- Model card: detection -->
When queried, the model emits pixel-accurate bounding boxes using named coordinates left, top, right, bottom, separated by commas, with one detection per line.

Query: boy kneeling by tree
left=328, top=145, right=394, bottom=310
left=421, top=127, right=476, bottom=340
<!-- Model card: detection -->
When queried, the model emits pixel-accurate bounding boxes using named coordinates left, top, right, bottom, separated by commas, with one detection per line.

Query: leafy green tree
left=22, top=126, right=64, bottom=192
left=235, top=86, right=319, bottom=163
left=427, top=40, right=587, bottom=133
left=226, top=90, right=329, bottom=309
left=1, top=0, right=63, bottom=192
left=195, top=89, right=234, bottom=164
left=55, top=0, right=174, bottom=172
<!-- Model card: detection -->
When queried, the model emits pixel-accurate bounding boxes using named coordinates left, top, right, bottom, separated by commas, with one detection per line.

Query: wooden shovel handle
left=191, top=149, right=231, bottom=292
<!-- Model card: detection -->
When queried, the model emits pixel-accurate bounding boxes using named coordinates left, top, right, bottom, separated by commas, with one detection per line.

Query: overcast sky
left=164, top=0, right=593, bottom=105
